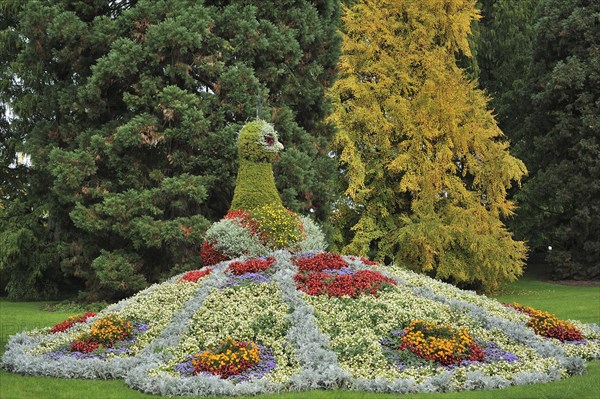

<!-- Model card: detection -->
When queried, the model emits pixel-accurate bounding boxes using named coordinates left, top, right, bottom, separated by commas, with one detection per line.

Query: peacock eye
left=265, top=134, right=275, bottom=146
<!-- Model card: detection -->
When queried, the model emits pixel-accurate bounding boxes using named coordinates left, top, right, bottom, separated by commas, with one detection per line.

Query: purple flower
left=224, top=272, right=272, bottom=287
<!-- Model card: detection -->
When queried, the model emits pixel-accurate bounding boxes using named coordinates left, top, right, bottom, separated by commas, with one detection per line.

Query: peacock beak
left=277, top=142, right=284, bottom=151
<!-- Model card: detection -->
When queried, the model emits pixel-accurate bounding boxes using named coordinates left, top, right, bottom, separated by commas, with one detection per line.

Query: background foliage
left=475, top=0, right=599, bottom=280
left=0, top=0, right=341, bottom=300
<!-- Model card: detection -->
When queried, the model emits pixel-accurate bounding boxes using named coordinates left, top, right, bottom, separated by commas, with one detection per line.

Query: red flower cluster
left=179, top=268, right=213, bottom=283
left=50, top=312, right=97, bottom=334
left=227, top=258, right=275, bottom=275
left=294, top=253, right=348, bottom=272
left=70, top=338, right=100, bottom=353
left=505, top=303, right=583, bottom=342
left=200, top=242, right=230, bottom=266
left=360, top=257, right=380, bottom=267
left=294, top=270, right=396, bottom=298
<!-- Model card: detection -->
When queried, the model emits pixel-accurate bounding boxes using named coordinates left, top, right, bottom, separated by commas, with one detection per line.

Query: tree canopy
left=513, top=0, right=599, bottom=279
left=329, top=0, right=527, bottom=292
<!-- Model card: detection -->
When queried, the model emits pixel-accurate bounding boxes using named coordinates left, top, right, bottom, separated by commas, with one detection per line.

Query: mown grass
left=1, top=276, right=599, bottom=399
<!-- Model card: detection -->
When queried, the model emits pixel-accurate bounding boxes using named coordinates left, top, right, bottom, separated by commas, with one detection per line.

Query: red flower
left=50, top=312, right=97, bottom=334
left=179, top=268, right=212, bottom=283
left=294, top=269, right=396, bottom=298
left=200, top=242, right=230, bottom=266
left=227, top=258, right=275, bottom=275
left=71, top=338, right=100, bottom=353
left=294, top=253, right=348, bottom=272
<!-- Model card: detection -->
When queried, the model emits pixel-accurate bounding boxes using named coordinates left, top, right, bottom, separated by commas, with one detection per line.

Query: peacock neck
left=230, top=160, right=283, bottom=212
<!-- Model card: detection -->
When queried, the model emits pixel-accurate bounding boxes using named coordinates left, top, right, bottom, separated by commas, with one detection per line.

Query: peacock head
left=237, top=120, right=284, bottom=163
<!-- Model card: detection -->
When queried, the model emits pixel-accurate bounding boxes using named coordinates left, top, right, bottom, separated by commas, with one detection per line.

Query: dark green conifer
left=0, top=0, right=340, bottom=299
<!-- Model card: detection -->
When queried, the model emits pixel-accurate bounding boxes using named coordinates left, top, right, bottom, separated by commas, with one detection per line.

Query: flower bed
left=505, top=303, right=584, bottom=342
left=174, top=338, right=277, bottom=383
left=179, top=268, right=213, bottom=283
left=47, top=320, right=149, bottom=360
left=3, top=252, right=599, bottom=396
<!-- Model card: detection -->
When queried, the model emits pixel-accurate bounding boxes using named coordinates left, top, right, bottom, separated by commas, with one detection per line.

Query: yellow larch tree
left=329, top=0, right=527, bottom=292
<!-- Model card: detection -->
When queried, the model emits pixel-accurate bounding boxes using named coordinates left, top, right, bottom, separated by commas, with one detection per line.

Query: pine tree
left=329, top=0, right=527, bottom=292
left=515, top=0, right=600, bottom=279
left=475, top=0, right=540, bottom=142
left=0, top=0, right=340, bottom=300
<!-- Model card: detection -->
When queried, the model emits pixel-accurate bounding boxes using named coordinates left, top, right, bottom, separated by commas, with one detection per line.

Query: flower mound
left=191, top=338, right=261, bottom=379
left=3, top=252, right=599, bottom=397
left=397, top=320, right=484, bottom=366
left=505, top=303, right=584, bottom=342
left=50, top=312, right=97, bottom=334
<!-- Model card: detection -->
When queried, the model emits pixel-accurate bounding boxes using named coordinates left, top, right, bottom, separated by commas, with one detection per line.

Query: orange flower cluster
left=505, top=303, right=583, bottom=342
left=399, top=320, right=484, bottom=366
left=86, top=314, right=134, bottom=346
left=191, top=338, right=261, bottom=378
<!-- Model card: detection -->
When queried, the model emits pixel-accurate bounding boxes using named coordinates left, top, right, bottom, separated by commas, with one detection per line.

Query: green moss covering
left=230, top=120, right=284, bottom=211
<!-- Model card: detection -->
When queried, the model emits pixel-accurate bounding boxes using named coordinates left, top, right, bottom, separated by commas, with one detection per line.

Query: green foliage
left=475, top=0, right=541, bottom=139
left=230, top=121, right=284, bottom=211
left=329, top=0, right=527, bottom=293
left=513, top=0, right=600, bottom=279
left=0, top=0, right=341, bottom=299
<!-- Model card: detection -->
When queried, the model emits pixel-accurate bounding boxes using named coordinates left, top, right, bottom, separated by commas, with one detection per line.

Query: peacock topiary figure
left=200, top=120, right=326, bottom=266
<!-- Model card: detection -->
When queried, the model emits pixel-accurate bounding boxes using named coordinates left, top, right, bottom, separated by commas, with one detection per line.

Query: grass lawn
left=1, top=276, right=599, bottom=399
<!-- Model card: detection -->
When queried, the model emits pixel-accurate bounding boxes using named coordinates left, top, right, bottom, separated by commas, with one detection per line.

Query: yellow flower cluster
left=251, top=204, right=305, bottom=249
left=86, top=314, right=133, bottom=346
